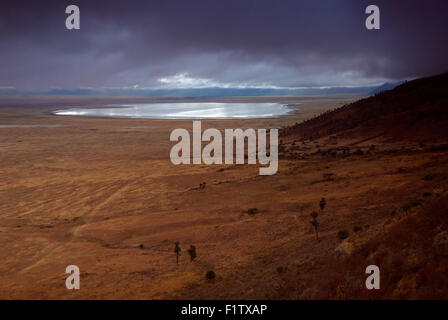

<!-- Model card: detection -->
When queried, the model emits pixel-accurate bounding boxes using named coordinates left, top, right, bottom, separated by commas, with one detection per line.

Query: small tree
left=206, top=270, right=216, bottom=280
left=319, top=197, right=326, bottom=211
left=174, top=241, right=181, bottom=265
left=310, top=211, right=319, bottom=240
left=187, top=245, right=197, bottom=262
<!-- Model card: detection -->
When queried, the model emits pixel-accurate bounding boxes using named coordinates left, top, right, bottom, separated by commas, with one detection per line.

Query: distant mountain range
left=369, top=81, right=405, bottom=95
left=0, top=82, right=405, bottom=98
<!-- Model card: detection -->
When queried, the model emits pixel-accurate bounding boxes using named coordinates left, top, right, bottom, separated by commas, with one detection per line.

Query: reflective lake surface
left=53, top=102, right=293, bottom=119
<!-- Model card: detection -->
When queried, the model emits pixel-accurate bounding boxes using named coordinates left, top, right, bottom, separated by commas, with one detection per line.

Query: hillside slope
left=281, top=73, right=448, bottom=143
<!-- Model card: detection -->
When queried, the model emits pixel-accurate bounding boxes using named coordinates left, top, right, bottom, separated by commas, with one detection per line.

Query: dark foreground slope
left=267, top=73, right=448, bottom=299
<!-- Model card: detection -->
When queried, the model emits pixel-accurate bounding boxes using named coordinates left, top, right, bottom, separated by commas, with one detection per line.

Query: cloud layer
left=1, top=0, right=447, bottom=91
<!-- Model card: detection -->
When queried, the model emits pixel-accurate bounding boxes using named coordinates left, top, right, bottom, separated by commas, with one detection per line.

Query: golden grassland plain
left=0, top=95, right=447, bottom=299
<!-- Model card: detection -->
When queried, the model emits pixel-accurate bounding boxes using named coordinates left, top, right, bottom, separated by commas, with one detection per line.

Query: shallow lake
left=52, top=102, right=293, bottom=119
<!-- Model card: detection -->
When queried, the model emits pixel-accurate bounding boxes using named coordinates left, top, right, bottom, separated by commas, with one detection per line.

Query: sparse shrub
left=353, top=226, right=362, bottom=233
left=338, top=230, right=350, bottom=240
left=423, top=192, right=432, bottom=197
left=187, top=245, right=197, bottom=262
left=429, top=144, right=448, bottom=152
left=402, top=203, right=411, bottom=213
left=246, top=208, right=259, bottom=215
left=276, top=266, right=284, bottom=274
left=310, top=211, right=319, bottom=240
left=423, top=174, right=434, bottom=181
left=174, top=242, right=181, bottom=265
left=397, top=167, right=406, bottom=174
left=205, top=270, right=216, bottom=280
left=354, top=149, right=364, bottom=156
left=319, top=197, right=326, bottom=211
left=402, top=198, right=422, bottom=213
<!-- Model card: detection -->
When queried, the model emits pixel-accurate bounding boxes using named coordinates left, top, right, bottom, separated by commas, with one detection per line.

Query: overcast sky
left=1, top=0, right=447, bottom=91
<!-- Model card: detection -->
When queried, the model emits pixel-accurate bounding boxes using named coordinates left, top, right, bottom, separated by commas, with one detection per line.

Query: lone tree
left=187, top=245, right=197, bottom=262
left=319, top=197, right=326, bottom=211
left=310, top=211, right=319, bottom=240
left=174, top=241, right=181, bottom=265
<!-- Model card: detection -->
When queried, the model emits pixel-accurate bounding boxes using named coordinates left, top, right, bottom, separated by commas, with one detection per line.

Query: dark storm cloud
left=0, top=0, right=447, bottom=90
